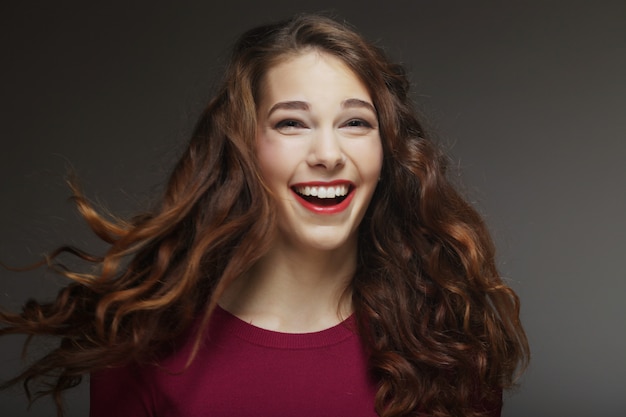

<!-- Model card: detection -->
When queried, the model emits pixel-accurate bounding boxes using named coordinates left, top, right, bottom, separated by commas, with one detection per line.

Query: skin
left=220, top=51, right=383, bottom=332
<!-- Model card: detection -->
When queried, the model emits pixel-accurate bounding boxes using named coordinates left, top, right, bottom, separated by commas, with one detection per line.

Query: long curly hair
left=1, top=14, right=528, bottom=417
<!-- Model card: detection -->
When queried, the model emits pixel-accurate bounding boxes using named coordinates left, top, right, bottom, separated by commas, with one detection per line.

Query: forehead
left=257, top=51, right=372, bottom=108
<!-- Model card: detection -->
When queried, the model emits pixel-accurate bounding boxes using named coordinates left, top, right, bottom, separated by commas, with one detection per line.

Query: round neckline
left=212, top=304, right=358, bottom=349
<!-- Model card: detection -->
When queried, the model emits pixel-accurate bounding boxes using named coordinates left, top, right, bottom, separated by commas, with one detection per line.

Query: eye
left=343, top=119, right=373, bottom=129
left=275, top=119, right=307, bottom=130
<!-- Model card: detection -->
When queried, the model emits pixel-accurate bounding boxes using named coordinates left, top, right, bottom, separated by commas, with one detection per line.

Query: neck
left=219, top=239, right=356, bottom=333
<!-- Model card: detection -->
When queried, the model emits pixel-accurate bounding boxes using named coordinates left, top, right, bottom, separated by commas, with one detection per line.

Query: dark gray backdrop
left=1, top=1, right=625, bottom=416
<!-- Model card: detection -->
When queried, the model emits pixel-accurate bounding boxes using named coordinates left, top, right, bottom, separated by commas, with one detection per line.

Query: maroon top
left=90, top=306, right=379, bottom=416
left=90, top=306, right=502, bottom=416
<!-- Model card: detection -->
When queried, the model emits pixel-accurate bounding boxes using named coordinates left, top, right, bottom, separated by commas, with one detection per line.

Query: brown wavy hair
left=1, top=14, right=528, bottom=417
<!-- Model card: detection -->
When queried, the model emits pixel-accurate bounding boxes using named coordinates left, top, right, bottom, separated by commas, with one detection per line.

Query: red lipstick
left=291, top=180, right=355, bottom=215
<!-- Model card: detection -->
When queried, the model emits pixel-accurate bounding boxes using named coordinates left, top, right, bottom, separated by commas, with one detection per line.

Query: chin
left=296, top=231, right=357, bottom=253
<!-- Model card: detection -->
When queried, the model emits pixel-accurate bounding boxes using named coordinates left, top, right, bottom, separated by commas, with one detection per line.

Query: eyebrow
left=341, top=98, right=376, bottom=115
left=267, top=101, right=309, bottom=117
left=266, top=98, right=377, bottom=117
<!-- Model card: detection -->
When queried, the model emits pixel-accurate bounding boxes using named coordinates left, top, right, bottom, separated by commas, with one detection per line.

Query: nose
left=306, top=128, right=345, bottom=170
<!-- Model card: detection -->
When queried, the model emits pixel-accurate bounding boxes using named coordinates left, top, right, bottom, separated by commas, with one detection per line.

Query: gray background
left=1, top=1, right=625, bottom=416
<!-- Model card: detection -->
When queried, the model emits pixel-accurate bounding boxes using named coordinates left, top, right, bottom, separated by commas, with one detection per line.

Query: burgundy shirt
left=90, top=306, right=379, bottom=416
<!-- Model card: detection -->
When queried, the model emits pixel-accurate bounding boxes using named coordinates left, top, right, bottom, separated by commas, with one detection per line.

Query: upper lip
left=291, top=180, right=354, bottom=187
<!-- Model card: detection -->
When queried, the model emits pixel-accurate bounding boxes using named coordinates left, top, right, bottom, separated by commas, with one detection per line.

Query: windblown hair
left=1, top=14, right=528, bottom=417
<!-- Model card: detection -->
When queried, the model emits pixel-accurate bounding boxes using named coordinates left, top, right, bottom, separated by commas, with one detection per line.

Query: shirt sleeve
left=89, top=363, right=154, bottom=417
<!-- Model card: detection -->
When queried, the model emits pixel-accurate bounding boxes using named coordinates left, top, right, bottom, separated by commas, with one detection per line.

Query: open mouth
left=292, top=184, right=353, bottom=208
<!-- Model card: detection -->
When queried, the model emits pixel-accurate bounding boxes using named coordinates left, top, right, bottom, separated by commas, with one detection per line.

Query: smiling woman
left=0, top=14, right=528, bottom=417
left=254, top=51, right=383, bottom=255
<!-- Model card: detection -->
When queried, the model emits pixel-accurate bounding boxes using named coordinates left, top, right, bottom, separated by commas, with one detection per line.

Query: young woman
left=1, top=14, right=529, bottom=417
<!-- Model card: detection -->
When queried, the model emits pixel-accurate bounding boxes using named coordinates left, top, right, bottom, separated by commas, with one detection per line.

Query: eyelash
left=344, top=119, right=372, bottom=128
left=275, top=119, right=305, bottom=129
left=274, top=119, right=373, bottom=130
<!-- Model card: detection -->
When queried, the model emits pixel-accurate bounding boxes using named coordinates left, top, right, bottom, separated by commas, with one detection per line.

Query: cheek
left=256, top=136, right=296, bottom=186
left=356, top=142, right=384, bottom=183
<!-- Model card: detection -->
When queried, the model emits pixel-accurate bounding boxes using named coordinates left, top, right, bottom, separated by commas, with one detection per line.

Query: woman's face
left=255, top=51, right=383, bottom=254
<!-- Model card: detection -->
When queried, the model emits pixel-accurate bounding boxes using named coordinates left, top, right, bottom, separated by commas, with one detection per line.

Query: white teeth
left=295, top=185, right=349, bottom=198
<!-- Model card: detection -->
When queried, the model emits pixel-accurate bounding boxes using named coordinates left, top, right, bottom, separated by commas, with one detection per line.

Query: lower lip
left=292, top=189, right=355, bottom=214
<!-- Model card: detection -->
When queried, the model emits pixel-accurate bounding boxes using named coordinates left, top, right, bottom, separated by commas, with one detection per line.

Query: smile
left=291, top=181, right=355, bottom=214
left=293, top=184, right=349, bottom=199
